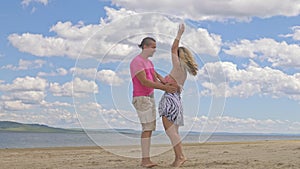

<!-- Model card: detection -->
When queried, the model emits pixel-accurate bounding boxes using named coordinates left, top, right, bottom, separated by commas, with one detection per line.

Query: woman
left=158, top=23, right=198, bottom=167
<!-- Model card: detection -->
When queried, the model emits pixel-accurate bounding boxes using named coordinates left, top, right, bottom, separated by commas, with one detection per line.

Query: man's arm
left=155, top=70, right=180, bottom=90
left=154, top=71, right=166, bottom=84
left=135, top=70, right=177, bottom=93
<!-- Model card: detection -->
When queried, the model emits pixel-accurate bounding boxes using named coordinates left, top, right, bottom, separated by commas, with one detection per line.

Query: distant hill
left=0, top=121, right=83, bottom=133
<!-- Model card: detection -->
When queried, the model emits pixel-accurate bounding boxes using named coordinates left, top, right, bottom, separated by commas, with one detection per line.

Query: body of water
left=1, top=131, right=300, bottom=149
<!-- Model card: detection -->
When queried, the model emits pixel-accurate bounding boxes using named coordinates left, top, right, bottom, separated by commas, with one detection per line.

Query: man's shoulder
left=130, top=55, right=142, bottom=69
left=131, top=55, right=140, bottom=62
left=130, top=55, right=144, bottom=64
left=130, top=55, right=154, bottom=69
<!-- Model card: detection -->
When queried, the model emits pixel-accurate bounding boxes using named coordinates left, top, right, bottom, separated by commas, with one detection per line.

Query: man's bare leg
left=141, top=131, right=157, bottom=168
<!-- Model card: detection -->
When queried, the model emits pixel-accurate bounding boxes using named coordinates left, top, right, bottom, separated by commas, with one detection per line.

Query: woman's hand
left=177, top=23, right=185, bottom=36
left=176, top=23, right=185, bottom=40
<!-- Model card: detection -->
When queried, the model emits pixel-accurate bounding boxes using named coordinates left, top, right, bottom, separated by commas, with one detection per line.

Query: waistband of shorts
left=133, top=93, right=154, bottom=98
left=147, top=93, right=154, bottom=98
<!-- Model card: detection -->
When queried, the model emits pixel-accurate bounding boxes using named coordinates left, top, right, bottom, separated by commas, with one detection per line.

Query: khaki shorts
left=132, top=94, right=156, bottom=131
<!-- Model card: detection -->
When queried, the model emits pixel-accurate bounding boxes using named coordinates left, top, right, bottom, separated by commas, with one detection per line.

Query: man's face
left=144, top=41, right=156, bottom=57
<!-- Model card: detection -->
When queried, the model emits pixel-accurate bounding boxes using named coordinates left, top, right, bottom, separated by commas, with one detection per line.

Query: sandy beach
left=0, top=140, right=299, bottom=169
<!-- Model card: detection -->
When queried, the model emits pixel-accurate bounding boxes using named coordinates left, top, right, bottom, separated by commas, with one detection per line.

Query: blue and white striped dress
left=158, top=92, right=184, bottom=126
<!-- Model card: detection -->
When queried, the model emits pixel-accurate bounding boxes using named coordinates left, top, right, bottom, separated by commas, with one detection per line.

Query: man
left=130, top=37, right=177, bottom=168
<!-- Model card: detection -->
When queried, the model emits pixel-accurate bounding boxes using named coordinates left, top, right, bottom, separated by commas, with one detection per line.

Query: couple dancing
left=130, top=23, right=198, bottom=168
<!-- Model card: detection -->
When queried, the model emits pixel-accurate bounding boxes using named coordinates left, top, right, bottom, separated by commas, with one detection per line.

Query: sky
left=1, top=0, right=300, bottom=134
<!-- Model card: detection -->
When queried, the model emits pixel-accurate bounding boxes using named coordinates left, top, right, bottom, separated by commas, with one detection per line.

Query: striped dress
left=158, top=92, right=184, bottom=126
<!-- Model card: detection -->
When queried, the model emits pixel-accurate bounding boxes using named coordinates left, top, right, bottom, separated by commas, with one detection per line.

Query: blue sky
left=1, top=0, right=300, bottom=134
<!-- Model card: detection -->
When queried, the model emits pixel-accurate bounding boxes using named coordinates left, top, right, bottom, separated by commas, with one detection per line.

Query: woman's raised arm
left=171, top=23, right=185, bottom=65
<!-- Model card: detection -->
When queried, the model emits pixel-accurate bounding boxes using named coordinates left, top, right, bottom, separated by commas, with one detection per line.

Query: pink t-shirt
left=130, top=55, right=155, bottom=97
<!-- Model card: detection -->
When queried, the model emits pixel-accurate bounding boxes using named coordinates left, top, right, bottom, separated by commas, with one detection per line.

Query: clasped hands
left=164, top=82, right=181, bottom=93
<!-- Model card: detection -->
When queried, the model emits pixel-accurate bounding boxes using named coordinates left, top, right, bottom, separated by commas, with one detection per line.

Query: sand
left=0, top=140, right=300, bottom=169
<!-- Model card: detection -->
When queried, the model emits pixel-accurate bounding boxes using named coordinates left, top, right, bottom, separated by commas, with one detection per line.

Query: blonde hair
left=178, top=47, right=198, bottom=76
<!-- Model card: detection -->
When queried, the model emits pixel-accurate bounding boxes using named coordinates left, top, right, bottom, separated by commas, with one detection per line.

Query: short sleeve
left=130, top=58, right=145, bottom=78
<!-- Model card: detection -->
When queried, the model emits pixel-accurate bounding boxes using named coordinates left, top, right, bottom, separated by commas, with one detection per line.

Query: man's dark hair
left=138, top=37, right=156, bottom=49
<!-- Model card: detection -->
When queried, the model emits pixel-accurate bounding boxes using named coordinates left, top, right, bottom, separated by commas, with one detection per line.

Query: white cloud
left=280, top=26, right=300, bottom=41
left=21, top=0, right=48, bottom=6
left=97, top=69, right=124, bottom=86
left=0, top=76, right=48, bottom=92
left=0, top=108, right=79, bottom=128
left=77, top=102, right=102, bottom=112
left=1, top=100, right=33, bottom=111
left=70, top=68, right=124, bottom=86
left=42, top=108, right=78, bottom=127
left=70, top=67, right=98, bottom=79
left=8, top=33, right=81, bottom=58
left=0, top=76, right=48, bottom=111
left=1, top=91, right=46, bottom=104
left=112, top=0, right=300, bottom=21
left=180, top=27, right=221, bottom=56
left=223, top=38, right=300, bottom=68
left=199, top=62, right=300, bottom=100
left=184, top=115, right=300, bottom=133
left=1, top=59, right=46, bottom=71
left=8, top=22, right=133, bottom=60
left=290, top=26, right=300, bottom=40
left=69, top=102, right=300, bottom=132
left=8, top=7, right=222, bottom=61
left=50, top=21, right=101, bottom=40
left=40, top=100, right=72, bottom=108
left=19, top=59, right=46, bottom=70
left=0, top=99, right=78, bottom=127
left=38, top=68, right=68, bottom=77
left=76, top=102, right=139, bottom=129
left=49, top=77, right=99, bottom=97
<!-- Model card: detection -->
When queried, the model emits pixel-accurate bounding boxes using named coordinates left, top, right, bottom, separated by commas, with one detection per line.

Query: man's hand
left=136, top=70, right=177, bottom=92
left=164, top=82, right=179, bottom=93
left=164, top=84, right=177, bottom=93
left=159, top=78, right=167, bottom=85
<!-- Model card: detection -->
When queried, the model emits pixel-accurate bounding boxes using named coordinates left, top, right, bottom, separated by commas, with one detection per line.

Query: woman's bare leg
left=162, top=116, right=187, bottom=167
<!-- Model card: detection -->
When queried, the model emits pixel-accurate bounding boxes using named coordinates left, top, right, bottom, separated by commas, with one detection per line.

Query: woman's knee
left=165, top=130, right=179, bottom=138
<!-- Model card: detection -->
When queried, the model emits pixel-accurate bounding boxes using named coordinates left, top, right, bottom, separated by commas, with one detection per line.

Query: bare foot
left=141, top=161, right=158, bottom=168
left=171, top=157, right=187, bottom=167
